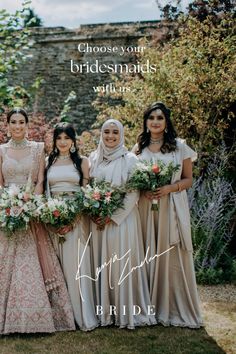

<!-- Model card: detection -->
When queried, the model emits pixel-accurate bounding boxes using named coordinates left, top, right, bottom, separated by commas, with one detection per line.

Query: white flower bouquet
left=0, top=184, right=42, bottom=236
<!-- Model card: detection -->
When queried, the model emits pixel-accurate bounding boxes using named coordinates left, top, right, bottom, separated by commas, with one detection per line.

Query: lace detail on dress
left=0, top=141, right=76, bottom=334
left=1, top=141, right=43, bottom=187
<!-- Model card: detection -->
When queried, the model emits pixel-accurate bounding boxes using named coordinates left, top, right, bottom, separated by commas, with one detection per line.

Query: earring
left=54, top=147, right=58, bottom=153
left=70, top=144, right=76, bottom=153
left=165, top=128, right=168, bottom=133
left=146, top=128, right=150, bottom=133
left=25, top=129, right=28, bottom=138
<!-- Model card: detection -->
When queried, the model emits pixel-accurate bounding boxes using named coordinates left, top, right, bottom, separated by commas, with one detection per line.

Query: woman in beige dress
left=45, top=122, right=98, bottom=331
left=89, top=118, right=156, bottom=329
left=133, top=102, right=203, bottom=328
left=0, top=108, right=75, bottom=334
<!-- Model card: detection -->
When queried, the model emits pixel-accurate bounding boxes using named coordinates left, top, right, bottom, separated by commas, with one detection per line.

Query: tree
left=0, top=2, right=33, bottom=111
left=93, top=15, right=236, bottom=174
left=156, top=0, right=236, bottom=21
left=23, top=8, right=43, bottom=27
left=188, top=0, right=236, bottom=21
left=92, top=12, right=236, bottom=283
left=156, top=0, right=183, bottom=21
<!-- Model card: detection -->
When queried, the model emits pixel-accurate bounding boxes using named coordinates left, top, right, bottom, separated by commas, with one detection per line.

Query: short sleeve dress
left=137, top=138, right=203, bottom=328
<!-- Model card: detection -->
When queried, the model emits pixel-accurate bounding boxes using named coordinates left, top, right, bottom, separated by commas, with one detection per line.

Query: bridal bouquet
left=0, top=184, right=41, bottom=236
left=126, top=160, right=180, bottom=210
left=36, top=193, right=83, bottom=241
left=81, top=180, right=126, bottom=230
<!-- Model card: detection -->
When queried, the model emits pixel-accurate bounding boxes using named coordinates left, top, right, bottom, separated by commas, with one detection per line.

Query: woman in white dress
left=133, top=102, right=202, bottom=328
left=44, top=122, right=98, bottom=331
left=89, top=118, right=156, bottom=329
left=0, top=108, right=75, bottom=334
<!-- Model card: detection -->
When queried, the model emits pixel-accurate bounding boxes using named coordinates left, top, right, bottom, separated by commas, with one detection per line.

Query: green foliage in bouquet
left=81, top=179, right=126, bottom=220
left=126, top=160, right=180, bottom=211
left=126, top=160, right=180, bottom=191
left=0, top=184, right=43, bottom=236
left=36, top=193, right=83, bottom=230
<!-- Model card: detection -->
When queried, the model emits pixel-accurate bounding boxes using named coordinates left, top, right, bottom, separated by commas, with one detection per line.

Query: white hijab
left=89, top=119, right=129, bottom=185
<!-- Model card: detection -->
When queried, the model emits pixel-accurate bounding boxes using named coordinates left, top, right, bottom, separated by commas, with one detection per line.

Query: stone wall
left=12, top=21, right=162, bottom=132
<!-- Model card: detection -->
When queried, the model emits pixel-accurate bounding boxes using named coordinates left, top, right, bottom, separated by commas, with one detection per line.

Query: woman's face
left=146, top=109, right=166, bottom=135
left=8, top=113, right=27, bottom=141
left=55, top=132, right=73, bottom=155
left=102, top=123, right=120, bottom=148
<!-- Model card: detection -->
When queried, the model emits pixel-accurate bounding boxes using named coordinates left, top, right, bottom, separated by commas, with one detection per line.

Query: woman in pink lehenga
left=0, top=108, right=75, bottom=334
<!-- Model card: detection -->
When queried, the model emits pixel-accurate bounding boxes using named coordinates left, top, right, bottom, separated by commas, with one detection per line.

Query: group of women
left=0, top=102, right=203, bottom=335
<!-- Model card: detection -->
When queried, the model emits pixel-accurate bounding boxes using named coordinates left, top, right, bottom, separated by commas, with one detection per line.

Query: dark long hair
left=44, top=123, right=83, bottom=189
left=7, top=108, right=29, bottom=123
left=136, top=102, right=177, bottom=155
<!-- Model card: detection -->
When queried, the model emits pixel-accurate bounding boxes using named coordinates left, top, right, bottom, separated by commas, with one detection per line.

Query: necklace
left=150, top=137, right=163, bottom=145
left=8, top=138, right=29, bottom=149
left=57, top=154, right=70, bottom=160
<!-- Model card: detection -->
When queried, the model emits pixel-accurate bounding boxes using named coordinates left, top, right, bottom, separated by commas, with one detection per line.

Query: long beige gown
left=47, top=162, right=98, bottom=331
left=137, top=139, right=203, bottom=328
left=0, top=141, right=75, bottom=334
left=89, top=151, right=157, bottom=329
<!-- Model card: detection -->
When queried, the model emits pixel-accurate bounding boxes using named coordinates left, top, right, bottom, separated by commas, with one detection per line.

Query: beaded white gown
left=0, top=141, right=75, bottom=334
left=47, top=162, right=98, bottom=331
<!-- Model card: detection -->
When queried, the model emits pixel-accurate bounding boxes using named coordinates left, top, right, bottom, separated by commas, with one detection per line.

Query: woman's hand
left=153, top=185, right=172, bottom=199
left=143, top=185, right=172, bottom=200
left=143, top=191, right=155, bottom=200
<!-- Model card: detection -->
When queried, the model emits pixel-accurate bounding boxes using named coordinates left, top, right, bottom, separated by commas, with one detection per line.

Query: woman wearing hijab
left=89, top=118, right=156, bottom=329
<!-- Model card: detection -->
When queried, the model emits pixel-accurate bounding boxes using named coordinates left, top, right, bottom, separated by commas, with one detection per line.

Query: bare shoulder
left=81, top=156, right=89, bottom=168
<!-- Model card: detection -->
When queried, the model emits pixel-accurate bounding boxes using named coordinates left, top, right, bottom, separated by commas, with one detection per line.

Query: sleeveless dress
left=137, top=139, right=203, bottom=328
left=0, top=142, right=75, bottom=334
left=47, top=163, right=98, bottom=331
left=89, top=152, right=157, bottom=329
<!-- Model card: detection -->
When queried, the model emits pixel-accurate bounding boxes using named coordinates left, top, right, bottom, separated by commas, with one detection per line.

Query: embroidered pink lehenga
left=0, top=140, right=75, bottom=334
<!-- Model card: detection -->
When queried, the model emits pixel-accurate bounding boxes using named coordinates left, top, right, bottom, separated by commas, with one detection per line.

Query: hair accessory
left=15, top=107, right=21, bottom=115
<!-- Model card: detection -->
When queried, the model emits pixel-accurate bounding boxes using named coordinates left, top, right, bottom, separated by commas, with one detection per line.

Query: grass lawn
left=0, top=285, right=235, bottom=354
